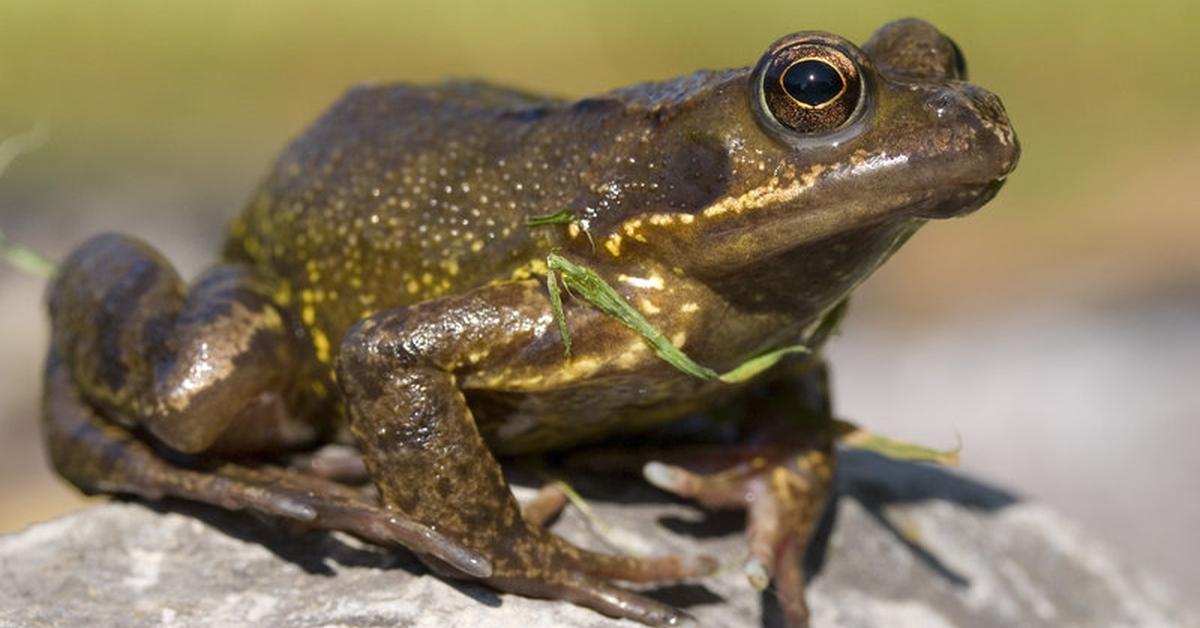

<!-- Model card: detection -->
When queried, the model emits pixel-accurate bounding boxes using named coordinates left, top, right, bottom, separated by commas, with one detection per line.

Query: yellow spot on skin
left=619, top=274, right=664, bottom=289
left=509, top=258, right=548, bottom=281
left=312, top=329, right=331, bottom=363
left=614, top=340, right=648, bottom=368
left=273, top=282, right=293, bottom=307
left=671, top=331, right=687, bottom=348
left=406, top=279, right=420, bottom=294
left=681, top=302, right=699, bottom=313
left=701, top=164, right=827, bottom=218
left=568, top=223, right=581, bottom=238
left=604, top=234, right=622, bottom=256
left=421, top=272, right=433, bottom=286
left=639, top=298, right=660, bottom=315
left=470, top=240, right=485, bottom=253
left=301, top=305, right=316, bottom=326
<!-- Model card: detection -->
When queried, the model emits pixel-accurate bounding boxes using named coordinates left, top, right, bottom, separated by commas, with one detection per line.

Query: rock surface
left=1, top=451, right=1193, bottom=628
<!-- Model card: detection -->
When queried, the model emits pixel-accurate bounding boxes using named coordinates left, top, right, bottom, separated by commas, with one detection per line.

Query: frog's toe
left=564, top=542, right=719, bottom=583
left=206, top=464, right=493, bottom=578
left=642, top=447, right=834, bottom=627
left=492, top=571, right=695, bottom=627
left=521, top=482, right=570, bottom=527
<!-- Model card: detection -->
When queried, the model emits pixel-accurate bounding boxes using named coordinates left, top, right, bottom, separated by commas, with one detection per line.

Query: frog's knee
left=336, top=308, right=425, bottom=380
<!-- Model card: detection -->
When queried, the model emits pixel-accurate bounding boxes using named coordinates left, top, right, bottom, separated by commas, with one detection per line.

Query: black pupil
left=781, top=60, right=843, bottom=107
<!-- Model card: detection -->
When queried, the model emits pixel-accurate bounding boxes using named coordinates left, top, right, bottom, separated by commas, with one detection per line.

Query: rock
left=0, top=451, right=1193, bottom=628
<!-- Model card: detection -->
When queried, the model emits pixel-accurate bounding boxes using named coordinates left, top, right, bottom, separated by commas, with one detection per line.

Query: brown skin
left=42, top=18, right=1017, bottom=627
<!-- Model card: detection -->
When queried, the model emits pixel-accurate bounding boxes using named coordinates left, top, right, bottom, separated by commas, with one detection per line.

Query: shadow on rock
left=137, top=497, right=428, bottom=577
left=824, top=449, right=1021, bottom=588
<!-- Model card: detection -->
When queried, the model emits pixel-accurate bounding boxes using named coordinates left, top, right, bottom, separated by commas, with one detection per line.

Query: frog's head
left=607, top=19, right=1018, bottom=316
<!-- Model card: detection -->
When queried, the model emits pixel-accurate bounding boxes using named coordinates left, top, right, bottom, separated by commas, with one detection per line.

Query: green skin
left=42, top=18, right=1017, bottom=627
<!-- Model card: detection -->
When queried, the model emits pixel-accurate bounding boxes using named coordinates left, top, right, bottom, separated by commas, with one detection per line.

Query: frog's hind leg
left=47, top=233, right=323, bottom=456
left=41, top=349, right=492, bottom=577
left=43, top=233, right=490, bottom=576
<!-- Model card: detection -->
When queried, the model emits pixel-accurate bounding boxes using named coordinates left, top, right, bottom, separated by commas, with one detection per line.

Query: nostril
left=965, top=85, right=1007, bottom=124
left=926, top=92, right=958, bottom=118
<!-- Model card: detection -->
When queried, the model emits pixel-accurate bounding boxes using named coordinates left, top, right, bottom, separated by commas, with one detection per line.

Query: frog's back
left=224, top=72, right=747, bottom=354
left=223, top=82, right=581, bottom=349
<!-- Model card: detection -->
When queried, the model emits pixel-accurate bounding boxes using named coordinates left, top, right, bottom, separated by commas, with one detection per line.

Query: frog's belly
left=466, top=373, right=743, bottom=456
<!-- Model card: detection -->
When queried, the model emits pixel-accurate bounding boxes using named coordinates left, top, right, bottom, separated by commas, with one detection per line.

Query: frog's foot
left=410, top=485, right=717, bottom=625
left=468, top=524, right=718, bottom=627
left=641, top=439, right=835, bottom=627
left=42, top=350, right=491, bottom=578
left=285, top=443, right=372, bottom=484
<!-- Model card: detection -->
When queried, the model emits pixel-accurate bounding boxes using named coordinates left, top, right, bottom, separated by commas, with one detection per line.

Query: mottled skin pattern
left=42, top=19, right=1017, bottom=627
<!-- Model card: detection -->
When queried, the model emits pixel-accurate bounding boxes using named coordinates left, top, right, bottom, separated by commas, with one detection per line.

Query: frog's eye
left=755, top=40, right=864, bottom=135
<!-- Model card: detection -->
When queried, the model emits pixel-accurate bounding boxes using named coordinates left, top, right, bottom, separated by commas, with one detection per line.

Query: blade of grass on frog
left=546, top=253, right=717, bottom=381
left=836, top=418, right=961, bottom=465
left=716, top=344, right=811, bottom=384
left=525, top=209, right=576, bottom=226
left=0, top=228, right=56, bottom=278
left=545, top=267, right=572, bottom=355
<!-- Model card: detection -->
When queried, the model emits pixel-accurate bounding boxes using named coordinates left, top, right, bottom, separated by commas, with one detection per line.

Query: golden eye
left=780, top=58, right=846, bottom=108
left=756, top=40, right=863, bottom=134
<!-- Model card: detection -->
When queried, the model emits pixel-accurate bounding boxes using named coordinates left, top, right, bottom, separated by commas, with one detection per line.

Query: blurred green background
left=1, top=0, right=1197, bottom=608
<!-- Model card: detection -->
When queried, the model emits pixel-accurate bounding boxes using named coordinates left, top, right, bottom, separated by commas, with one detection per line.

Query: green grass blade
left=0, top=228, right=56, bottom=278
left=546, top=253, right=716, bottom=380
left=718, top=344, right=811, bottom=383
left=839, top=420, right=961, bottom=465
left=525, top=209, right=576, bottom=226
left=546, top=267, right=572, bottom=355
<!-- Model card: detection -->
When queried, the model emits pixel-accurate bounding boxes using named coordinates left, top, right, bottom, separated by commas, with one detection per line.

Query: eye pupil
left=781, top=60, right=844, bottom=107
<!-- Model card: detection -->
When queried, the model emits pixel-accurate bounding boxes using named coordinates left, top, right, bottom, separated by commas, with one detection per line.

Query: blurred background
left=1, top=0, right=1196, bottom=609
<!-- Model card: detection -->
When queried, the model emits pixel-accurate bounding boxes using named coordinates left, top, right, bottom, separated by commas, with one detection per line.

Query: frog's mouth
left=914, top=177, right=1007, bottom=219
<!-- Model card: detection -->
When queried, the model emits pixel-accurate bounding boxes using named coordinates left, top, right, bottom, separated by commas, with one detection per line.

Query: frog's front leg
left=337, top=280, right=715, bottom=626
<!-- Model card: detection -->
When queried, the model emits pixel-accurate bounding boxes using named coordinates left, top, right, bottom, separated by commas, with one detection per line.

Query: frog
left=41, top=17, right=1017, bottom=627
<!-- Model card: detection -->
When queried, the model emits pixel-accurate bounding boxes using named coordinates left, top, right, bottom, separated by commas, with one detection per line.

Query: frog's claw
left=642, top=437, right=835, bottom=628
left=41, top=350, right=492, bottom=578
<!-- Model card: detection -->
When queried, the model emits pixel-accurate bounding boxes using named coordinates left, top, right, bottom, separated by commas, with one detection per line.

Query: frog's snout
left=912, top=81, right=1019, bottom=219
left=962, top=83, right=1019, bottom=176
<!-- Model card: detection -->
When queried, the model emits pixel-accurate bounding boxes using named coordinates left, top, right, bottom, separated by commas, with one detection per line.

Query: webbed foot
left=635, top=427, right=834, bottom=628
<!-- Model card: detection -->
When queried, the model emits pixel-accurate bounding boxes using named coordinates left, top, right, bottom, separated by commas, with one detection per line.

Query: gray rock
left=0, top=451, right=1193, bottom=628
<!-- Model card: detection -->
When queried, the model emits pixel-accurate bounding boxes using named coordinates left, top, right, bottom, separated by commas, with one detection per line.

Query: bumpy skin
left=43, top=19, right=1017, bottom=627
